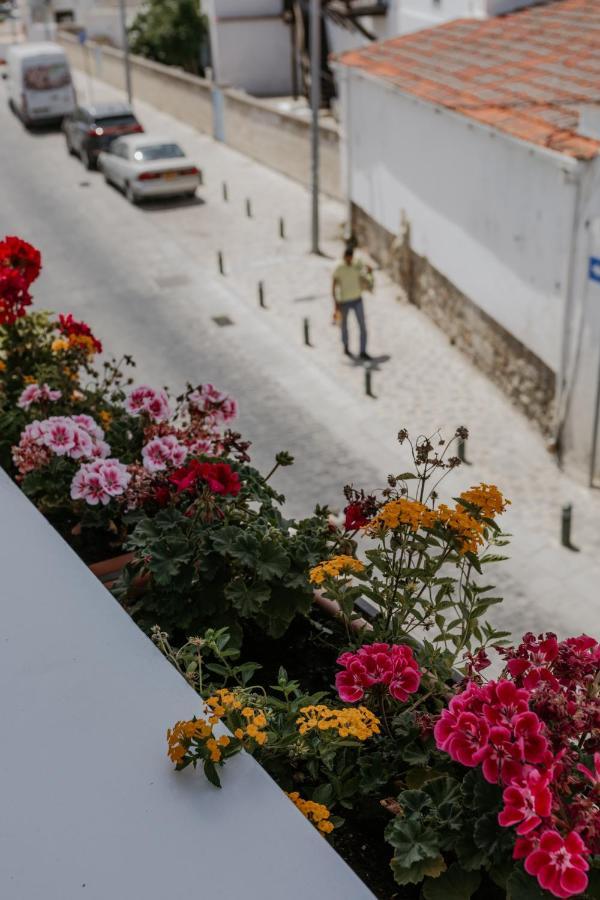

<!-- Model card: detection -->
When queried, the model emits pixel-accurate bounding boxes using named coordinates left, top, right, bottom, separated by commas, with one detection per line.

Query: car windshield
left=96, top=115, right=138, bottom=128
left=133, top=143, right=185, bottom=161
left=23, top=62, right=71, bottom=91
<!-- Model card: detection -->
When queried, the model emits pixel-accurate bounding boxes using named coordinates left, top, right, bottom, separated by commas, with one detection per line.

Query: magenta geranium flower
left=498, top=768, right=553, bottom=835
left=335, top=643, right=421, bottom=705
left=524, top=830, right=589, bottom=898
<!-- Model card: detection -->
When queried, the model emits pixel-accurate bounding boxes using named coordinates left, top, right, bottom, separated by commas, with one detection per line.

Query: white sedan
left=98, top=135, right=201, bottom=204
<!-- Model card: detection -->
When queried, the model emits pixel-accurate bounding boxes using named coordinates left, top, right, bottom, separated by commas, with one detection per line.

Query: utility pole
left=118, top=0, right=133, bottom=106
left=310, top=0, right=321, bottom=255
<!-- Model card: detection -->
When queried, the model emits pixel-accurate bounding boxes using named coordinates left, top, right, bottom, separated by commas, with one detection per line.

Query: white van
left=7, top=42, right=75, bottom=125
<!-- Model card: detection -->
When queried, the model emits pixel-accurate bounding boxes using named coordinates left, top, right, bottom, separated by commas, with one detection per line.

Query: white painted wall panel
left=346, top=71, right=577, bottom=371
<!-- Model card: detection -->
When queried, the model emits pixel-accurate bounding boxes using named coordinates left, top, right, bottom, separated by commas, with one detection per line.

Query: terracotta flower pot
left=89, top=552, right=134, bottom=588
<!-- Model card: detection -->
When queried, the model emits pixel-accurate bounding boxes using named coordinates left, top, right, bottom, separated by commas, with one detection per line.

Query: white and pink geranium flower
left=125, top=385, right=171, bottom=423
left=142, top=434, right=187, bottom=473
left=188, top=383, right=237, bottom=425
left=71, top=458, right=131, bottom=506
left=12, top=415, right=110, bottom=475
left=17, top=382, right=62, bottom=410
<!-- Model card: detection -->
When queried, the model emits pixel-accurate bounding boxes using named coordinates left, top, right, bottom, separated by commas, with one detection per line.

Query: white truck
left=6, top=42, right=75, bottom=125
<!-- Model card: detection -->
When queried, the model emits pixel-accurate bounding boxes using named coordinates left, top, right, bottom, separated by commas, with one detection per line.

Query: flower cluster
left=458, top=483, right=510, bottom=519
left=12, top=414, right=110, bottom=475
left=56, top=313, right=103, bottom=355
left=366, top=484, right=508, bottom=555
left=17, top=382, right=62, bottom=410
left=169, top=459, right=241, bottom=497
left=188, top=383, right=237, bottom=425
left=336, top=642, right=421, bottom=704
left=167, top=692, right=269, bottom=783
left=142, top=435, right=187, bottom=473
left=309, top=554, right=365, bottom=585
left=0, top=236, right=40, bottom=325
left=71, top=458, right=131, bottom=506
left=287, top=792, right=335, bottom=834
left=435, top=631, right=600, bottom=898
left=125, top=384, right=171, bottom=423
left=296, top=704, right=381, bottom=741
left=434, top=679, right=550, bottom=785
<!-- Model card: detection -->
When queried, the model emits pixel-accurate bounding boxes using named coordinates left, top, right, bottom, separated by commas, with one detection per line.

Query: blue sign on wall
left=589, top=257, right=600, bottom=282
left=78, top=28, right=87, bottom=44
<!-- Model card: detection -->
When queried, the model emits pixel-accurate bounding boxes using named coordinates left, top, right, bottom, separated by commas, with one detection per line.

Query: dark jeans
left=340, top=297, right=367, bottom=355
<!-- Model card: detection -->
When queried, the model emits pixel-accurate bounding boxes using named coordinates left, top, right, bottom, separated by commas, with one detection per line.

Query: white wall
left=559, top=157, right=600, bottom=483
left=343, top=69, right=579, bottom=373
left=206, top=0, right=292, bottom=96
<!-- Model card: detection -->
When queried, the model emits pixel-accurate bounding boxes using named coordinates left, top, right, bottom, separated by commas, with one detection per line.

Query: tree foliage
left=128, top=0, right=208, bottom=75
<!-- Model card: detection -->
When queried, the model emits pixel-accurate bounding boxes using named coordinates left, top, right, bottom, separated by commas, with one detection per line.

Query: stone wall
left=352, top=202, right=556, bottom=433
left=58, top=32, right=342, bottom=199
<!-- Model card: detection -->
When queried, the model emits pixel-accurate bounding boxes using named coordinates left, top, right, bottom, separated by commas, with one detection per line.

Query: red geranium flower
left=0, top=268, right=33, bottom=325
left=197, top=461, right=241, bottom=496
left=344, top=501, right=370, bottom=531
left=524, top=830, right=589, bottom=898
left=58, top=313, right=103, bottom=353
left=170, top=459, right=241, bottom=497
left=0, top=235, right=41, bottom=286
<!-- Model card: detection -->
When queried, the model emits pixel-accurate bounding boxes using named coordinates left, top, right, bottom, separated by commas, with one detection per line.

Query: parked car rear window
left=96, top=115, right=138, bottom=128
left=133, top=143, right=185, bottom=161
left=23, top=63, right=71, bottom=91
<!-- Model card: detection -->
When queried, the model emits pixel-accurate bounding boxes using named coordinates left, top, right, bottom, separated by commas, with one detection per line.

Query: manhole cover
left=155, top=274, right=191, bottom=288
left=212, top=315, right=234, bottom=327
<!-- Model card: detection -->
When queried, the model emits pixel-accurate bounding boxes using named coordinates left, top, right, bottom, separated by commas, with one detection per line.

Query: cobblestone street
left=1, top=69, right=599, bottom=641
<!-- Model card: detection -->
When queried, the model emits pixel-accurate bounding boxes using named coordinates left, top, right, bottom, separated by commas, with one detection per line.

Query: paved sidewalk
left=56, top=73, right=600, bottom=638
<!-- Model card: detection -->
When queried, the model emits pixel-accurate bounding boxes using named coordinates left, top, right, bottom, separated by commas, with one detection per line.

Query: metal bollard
left=279, top=217, right=286, bottom=239
left=222, top=181, right=228, bottom=202
left=217, top=251, right=225, bottom=275
left=303, top=318, right=311, bottom=347
left=258, top=281, right=266, bottom=309
left=246, top=198, right=252, bottom=218
left=561, top=504, right=580, bottom=552
left=365, top=367, right=375, bottom=398
left=457, top=436, right=471, bottom=465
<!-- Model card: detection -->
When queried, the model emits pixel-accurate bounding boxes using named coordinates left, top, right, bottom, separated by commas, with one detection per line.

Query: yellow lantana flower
left=309, top=554, right=365, bottom=585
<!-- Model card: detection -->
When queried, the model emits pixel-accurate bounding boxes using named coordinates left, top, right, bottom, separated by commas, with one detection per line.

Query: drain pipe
left=553, top=164, right=584, bottom=463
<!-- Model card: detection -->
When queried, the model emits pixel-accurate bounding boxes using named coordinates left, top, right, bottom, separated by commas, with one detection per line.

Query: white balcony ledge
left=0, top=471, right=374, bottom=900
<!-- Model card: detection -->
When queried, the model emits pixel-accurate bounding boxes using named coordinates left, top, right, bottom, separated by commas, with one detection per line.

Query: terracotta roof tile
left=338, top=0, right=600, bottom=158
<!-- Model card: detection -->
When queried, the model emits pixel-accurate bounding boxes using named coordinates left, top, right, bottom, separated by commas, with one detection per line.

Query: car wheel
left=184, top=191, right=196, bottom=199
left=125, top=182, right=138, bottom=205
left=81, top=148, right=95, bottom=171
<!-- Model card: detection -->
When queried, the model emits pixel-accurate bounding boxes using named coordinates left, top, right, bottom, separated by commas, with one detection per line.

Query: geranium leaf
left=390, top=854, right=446, bottom=886
left=506, top=866, right=553, bottom=899
left=422, top=862, right=481, bottom=900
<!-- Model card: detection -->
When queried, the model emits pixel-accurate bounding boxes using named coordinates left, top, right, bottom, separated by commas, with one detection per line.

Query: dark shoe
left=359, top=352, right=372, bottom=361
left=344, top=346, right=353, bottom=357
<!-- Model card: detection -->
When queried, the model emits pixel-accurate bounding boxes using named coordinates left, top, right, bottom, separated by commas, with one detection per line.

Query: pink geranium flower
left=335, top=643, right=421, bottom=705
left=188, top=383, right=237, bottom=424
left=71, top=458, right=130, bottom=506
left=498, top=768, right=553, bottom=835
left=524, top=830, right=589, bottom=899
left=17, top=383, right=62, bottom=409
left=125, top=385, right=171, bottom=423
left=142, top=435, right=187, bottom=473
left=42, top=417, right=77, bottom=455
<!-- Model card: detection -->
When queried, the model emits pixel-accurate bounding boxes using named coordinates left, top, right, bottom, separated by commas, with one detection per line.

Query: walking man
left=332, top=245, right=373, bottom=360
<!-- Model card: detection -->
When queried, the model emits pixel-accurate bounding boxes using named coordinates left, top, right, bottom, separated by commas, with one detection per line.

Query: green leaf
left=390, top=854, right=446, bottom=886
left=384, top=818, right=441, bottom=866
left=224, top=579, right=270, bottom=617
left=506, top=866, right=552, bottom=900
left=203, top=760, right=222, bottom=788
left=255, top=541, right=290, bottom=579
left=422, top=862, right=481, bottom=900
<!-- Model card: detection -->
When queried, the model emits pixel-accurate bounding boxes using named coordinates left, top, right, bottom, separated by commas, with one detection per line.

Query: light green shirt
left=333, top=260, right=373, bottom=303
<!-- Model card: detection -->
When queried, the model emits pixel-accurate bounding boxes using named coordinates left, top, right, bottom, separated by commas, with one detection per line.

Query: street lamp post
left=118, top=0, right=133, bottom=106
left=310, top=0, right=321, bottom=255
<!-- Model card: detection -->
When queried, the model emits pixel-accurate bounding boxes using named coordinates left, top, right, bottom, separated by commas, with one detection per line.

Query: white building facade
left=336, top=3, right=600, bottom=484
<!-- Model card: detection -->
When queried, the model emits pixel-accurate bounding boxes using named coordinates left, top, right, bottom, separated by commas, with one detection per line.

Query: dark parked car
left=63, top=102, right=143, bottom=170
